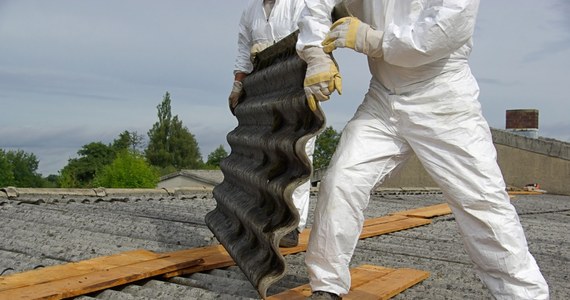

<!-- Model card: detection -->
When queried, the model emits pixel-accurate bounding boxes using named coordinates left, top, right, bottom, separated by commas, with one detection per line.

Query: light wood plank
left=507, top=191, right=544, bottom=195
left=0, top=255, right=203, bottom=300
left=268, top=265, right=429, bottom=300
left=360, top=217, right=431, bottom=239
left=391, top=203, right=452, bottom=219
left=0, top=250, right=163, bottom=292
left=363, top=215, right=411, bottom=226
left=346, top=266, right=430, bottom=300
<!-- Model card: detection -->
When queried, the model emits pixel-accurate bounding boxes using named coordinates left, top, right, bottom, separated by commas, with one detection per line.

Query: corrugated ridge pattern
left=205, top=32, right=325, bottom=298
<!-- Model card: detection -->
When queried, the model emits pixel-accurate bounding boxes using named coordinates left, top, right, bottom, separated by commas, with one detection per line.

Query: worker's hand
left=228, top=80, right=243, bottom=115
left=250, top=42, right=271, bottom=62
left=299, top=47, right=342, bottom=111
left=322, top=17, right=384, bottom=58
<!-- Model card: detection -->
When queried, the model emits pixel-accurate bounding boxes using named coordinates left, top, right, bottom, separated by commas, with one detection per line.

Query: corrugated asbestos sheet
left=1, top=188, right=569, bottom=299
left=205, top=31, right=325, bottom=298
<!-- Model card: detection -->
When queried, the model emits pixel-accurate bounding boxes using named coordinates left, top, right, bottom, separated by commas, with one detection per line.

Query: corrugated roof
left=159, top=170, right=224, bottom=186
left=1, top=188, right=568, bottom=299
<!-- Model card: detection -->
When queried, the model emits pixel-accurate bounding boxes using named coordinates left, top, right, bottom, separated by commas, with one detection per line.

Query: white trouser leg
left=306, top=97, right=412, bottom=295
left=293, top=136, right=316, bottom=231
left=402, top=93, right=549, bottom=300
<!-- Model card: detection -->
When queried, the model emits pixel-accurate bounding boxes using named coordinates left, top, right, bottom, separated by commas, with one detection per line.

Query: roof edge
left=0, top=187, right=213, bottom=199
left=491, top=128, right=570, bottom=161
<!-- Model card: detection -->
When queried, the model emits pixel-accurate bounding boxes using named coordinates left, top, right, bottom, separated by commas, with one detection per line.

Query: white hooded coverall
left=297, top=0, right=549, bottom=299
left=234, top=0, right=314, bottom=232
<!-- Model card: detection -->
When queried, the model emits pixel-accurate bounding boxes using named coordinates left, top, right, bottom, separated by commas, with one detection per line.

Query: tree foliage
left=94, top=151, right=159, bottom=188
left=59, top=131, right=149, bottom=188
left=0, top=150, right=15, bottom=186
left=206, top=145, right=228, bottom=169
left=0, top=149, right=44, bottom=187
left=59, top=142, right=116, bottom=188
left=112, top=130, right=145, bottom=154
left=145, top=92, right=203, bottom=173
left=314, top=126, right=341, bottom=169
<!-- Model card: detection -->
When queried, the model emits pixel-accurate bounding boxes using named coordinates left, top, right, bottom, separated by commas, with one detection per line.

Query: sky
left=0, top=0, right=569, bottom=176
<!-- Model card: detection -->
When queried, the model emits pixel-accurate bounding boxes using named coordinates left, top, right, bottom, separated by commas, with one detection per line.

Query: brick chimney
left=506, top=109, right=539, bottom=138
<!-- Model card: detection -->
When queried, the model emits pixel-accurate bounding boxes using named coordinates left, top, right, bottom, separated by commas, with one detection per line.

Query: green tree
left=146, top=92, right=203, bottom=173
left=94, top=151, right=159, bottom=188
left=314, top=126, right=341, bottom=169
left=112, top=130, right=145, bottom=154
left=43, top=174, right=60, bottom=188
left=0, top=150, right=15, bottom=186
left=206, top=145, right=228, bottom=169
left=4, top=150, right=43, bottom=187
left=59, top=142, right=115, bottom=188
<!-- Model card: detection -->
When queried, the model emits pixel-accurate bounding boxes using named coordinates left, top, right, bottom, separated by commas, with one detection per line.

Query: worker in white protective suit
left=229, top=0, right=314, bottom=247
left=296, top=0, right=550, bottom=299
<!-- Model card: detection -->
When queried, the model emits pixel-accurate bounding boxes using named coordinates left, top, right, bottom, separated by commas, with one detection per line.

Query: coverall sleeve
left=291, top=0, right=308, bottom=30
left=296, top=0, right=343, bottom=51
left=234, top=8, right=254, bottom=75
left=383, top=0, right=480, bottom=68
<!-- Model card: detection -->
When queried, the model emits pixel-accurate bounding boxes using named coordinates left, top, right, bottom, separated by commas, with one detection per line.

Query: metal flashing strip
left=205, top=31, right=325, bottom=298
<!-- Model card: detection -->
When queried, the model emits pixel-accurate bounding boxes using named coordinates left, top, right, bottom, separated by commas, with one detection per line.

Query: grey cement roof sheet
left=159, top=170, right=225, bottom=186
left=0, top=190, right=568, bottom=299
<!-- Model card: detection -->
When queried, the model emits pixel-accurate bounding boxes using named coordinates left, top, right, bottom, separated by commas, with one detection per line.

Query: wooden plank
left=0, top=249, right=163, bottom=292
left=348, top=266, right=393, bottom=289
left=391, top=203, right=452, bottom=219
left=363, top=215, right=412, bottom=226
left=267, top=265, right=429, bottom=300
left=165, top=230, right=312, bottom=277
left=267, top=283, right=312, bottom=300
left=508, top=191, right=545, bottom=195
left=0, top=255, right=203, bottom=300
left=346, top=266, right=429, bottom=300
left=160, top=244, right=245, bottom=277
left=360, top=217, right=431, bottom=239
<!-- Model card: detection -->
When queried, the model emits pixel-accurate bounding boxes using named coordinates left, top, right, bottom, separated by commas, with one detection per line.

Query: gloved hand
left=322, top=17, right=384, bottom=58
left=228, top=80, right=243, bottom=115
left=299, top=47, right=342, bottom=111
left=250, top=42, right=271, bottom=62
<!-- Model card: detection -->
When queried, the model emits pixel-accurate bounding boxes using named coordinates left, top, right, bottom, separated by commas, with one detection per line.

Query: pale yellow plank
left=0, top=249, right=163, bottom=292
left=360, top=217, right=431, bottom=239
left=346, top=267, right=430, bottom=300
left=0, top=255, right=203, bottom=300
left=268, top=265, right=429, bottom=300
left=391, top=203, right=452, bottom=219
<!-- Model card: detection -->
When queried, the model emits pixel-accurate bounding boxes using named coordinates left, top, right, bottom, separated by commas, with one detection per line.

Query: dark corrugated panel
left=205, top=31, right=325, bottom=298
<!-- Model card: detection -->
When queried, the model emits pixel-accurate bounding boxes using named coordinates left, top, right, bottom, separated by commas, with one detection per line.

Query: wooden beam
left=267, top=264, right=429, bottom=300
left=0, top=253, right=203, bottom=300
left=391, top=203, right=452, bottom=219
left=0, top=250, right=163, bottom=292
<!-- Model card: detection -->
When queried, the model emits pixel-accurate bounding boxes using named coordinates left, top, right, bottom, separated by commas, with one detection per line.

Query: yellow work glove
left=299, top=47, right=342, bottom=111
left=228, top=80, right=243, bottom=115
left=322, top=17, right=384, bottom=58
left=250, top=42, right=272, bottom=62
